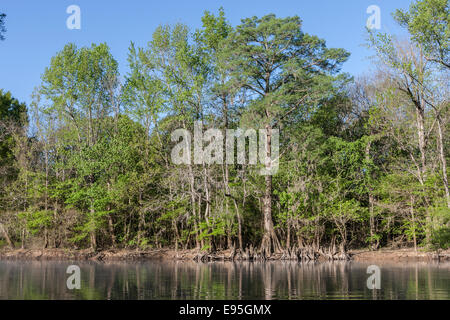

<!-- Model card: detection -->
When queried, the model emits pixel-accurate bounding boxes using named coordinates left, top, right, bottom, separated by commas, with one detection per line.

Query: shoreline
left=1, top=247, right=449, bottom=262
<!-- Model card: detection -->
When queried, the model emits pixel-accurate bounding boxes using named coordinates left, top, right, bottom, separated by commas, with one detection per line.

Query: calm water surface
left=0, top=260, right=449, bottom=300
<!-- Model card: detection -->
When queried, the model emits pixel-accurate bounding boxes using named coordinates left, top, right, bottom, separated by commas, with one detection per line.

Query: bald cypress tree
left=222, top=14, right=349, bottom=256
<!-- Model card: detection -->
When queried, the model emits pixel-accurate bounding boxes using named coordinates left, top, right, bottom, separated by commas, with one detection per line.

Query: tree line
left=0, top=0, right=449, bottom=257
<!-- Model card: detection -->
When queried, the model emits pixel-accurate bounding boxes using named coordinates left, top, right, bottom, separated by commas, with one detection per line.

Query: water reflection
left=0, top=260, right=449, bottom=300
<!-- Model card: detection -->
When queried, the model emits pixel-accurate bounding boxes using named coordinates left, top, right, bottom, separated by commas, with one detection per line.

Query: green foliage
left=429, top=203, right=450, bottom=249
left=18, top=209, right=52, bottom=236
left=222, top=14, right=350, bottom=128
left=0, top=90, right=28, bottom=175
left=394, top=0, right=449, bottom=68
left=1, top=3, right=449, bottom=252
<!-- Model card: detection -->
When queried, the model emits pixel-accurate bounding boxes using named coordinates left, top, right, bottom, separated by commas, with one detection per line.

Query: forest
left=0, top=0, right=449, bottom=259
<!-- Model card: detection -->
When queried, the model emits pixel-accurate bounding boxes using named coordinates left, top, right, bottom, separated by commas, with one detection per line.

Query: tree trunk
left=286, top=218, right=291, bottom=249
left=0, top=223, right=14, bottom=249
left=369, top=194, right=375, bottom=250
left=260, top=126, right=281, bottom=257
left=365, top=139, right=376, bottom=250
left=90, top=206, right=97, bottom=251
left=410, top=195, right=417, bottom=253
left=185, top=120, right=199, bottom=249
left=107, top=182, right=116, bottom=248
left=233, top=199, right=243, bottom=251
left=416, top=106, right=431, bottom=245
left=108, top=214, right=116, bottom=248
left=436, top=115, right=450, bottom=208
left=43, top=228, right=48, bottom=249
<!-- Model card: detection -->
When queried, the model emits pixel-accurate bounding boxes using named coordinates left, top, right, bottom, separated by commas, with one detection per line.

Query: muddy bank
left=0, top=247, right=347, bottom=262
left=0, top=248, right=224, bottom=261
left=0, top=248, right=173, bottom=261
left=0, top=248, right=244, bottom=261
left=0, top=247, right=449, bottom=262
left=350, top=248, right=450, bottom=262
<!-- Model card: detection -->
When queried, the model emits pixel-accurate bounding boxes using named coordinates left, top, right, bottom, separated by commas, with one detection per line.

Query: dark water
left=0, top=260, right=449, bottom=300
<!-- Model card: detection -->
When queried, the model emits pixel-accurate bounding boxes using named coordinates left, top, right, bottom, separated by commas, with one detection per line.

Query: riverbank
left=351, top=248, right=450, bottom=262
left=0, top=248, right=173, bottom=261
left=1, top=247, right=449, bottom=262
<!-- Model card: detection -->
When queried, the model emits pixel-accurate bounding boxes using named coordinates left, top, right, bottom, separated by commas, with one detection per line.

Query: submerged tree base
left=193, top=245, right=351, bottom=262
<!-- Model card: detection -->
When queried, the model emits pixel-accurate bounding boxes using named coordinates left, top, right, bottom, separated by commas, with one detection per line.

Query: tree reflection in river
left=0, top=260, right=449, bottom=300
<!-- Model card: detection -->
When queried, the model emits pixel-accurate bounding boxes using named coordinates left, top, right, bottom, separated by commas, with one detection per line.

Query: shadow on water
left=0, top=260, right=449, bottom=300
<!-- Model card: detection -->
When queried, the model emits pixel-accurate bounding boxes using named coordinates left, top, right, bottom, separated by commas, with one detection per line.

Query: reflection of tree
left=0, top=261, right=449, bottom=299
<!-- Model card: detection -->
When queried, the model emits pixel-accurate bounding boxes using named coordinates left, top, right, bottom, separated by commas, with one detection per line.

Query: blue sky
left=0, top=0, right=412, bottom=106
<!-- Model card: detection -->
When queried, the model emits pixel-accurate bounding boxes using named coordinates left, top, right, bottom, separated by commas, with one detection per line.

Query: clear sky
left=0, top=0, right=412, bottom=106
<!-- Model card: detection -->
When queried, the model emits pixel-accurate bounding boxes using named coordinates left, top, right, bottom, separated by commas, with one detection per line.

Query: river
left=0, top=260, right=449, bottom=299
